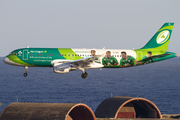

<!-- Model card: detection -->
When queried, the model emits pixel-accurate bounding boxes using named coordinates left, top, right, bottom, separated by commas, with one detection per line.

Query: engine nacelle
left=51, top=59, right=70, bottom=66
left=54, top=68, right=70, bottom=73
left=53, top=63, right=77, bottom=74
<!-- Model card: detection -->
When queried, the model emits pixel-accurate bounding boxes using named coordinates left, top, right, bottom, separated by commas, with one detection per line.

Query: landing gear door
left=23, top=50, right=28, bottom=60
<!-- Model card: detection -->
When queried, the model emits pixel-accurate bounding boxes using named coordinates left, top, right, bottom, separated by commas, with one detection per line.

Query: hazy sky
left=0, top=0, right=180, bottom=57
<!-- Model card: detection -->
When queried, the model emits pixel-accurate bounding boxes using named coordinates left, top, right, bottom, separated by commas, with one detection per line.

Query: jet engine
left=53, top=62, right=77, bottom=73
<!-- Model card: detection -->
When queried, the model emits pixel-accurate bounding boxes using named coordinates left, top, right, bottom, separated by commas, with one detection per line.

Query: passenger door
left=23, top=49, right=28, bottom=60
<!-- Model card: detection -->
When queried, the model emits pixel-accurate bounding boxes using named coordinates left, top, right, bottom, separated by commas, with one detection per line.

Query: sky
left=0, top=0, right=180, bottom=57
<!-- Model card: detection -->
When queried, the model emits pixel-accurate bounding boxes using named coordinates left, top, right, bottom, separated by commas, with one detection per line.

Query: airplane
left=3, top=23, right=177, bottom=79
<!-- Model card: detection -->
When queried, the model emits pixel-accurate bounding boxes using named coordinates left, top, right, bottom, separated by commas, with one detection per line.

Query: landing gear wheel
left=81, top=72, right=88, bottom=79
left=23, top=73, right=27, bottom=77
left=24, top=66, right=28, bottom=77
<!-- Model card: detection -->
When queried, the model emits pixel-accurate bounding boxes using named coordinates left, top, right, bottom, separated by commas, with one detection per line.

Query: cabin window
left=57, top=54, right=59, bottom=56
left=68, top=54, right=70, bottom=56
left=35, top=54, right=36, bottom=56
left=112, top=55, right=114, bottom=57
left=117, top=55, right=119, bottom=57
left=114, top=55, right=116, bottom=57
left=72, top=54, right=74, bottom=56
left=32, top=54, right=34, bottom=56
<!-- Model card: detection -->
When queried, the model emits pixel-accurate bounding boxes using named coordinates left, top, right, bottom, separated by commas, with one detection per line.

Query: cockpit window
left=9, top=51, right=17, bottom=56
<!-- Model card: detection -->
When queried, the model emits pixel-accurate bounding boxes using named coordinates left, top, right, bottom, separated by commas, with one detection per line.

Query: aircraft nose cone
left=2, top=57, right=11, bottom=65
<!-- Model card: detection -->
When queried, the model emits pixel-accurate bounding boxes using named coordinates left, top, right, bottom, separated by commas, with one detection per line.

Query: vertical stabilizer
left=141, top=23, right=174, bottom=52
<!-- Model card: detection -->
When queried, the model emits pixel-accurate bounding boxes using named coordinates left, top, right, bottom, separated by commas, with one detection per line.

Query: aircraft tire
left=23, top=73, right=27, bottom=77
left=81, top=72, right=88, bottom=79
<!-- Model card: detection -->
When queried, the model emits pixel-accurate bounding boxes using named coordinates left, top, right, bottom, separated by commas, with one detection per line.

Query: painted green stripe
left=158, top=25, right=174, bottom=32
left=58, top=48, right=81, bottom=60
left=7, top=55, right=34, bottom=66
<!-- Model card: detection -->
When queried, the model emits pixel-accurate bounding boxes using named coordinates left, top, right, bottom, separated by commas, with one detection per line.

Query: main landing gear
left=79, top=68, right=88, bottom=79
left=81, top=72, right=88, bottom=79
left=23, top=66, right=28, bottom=77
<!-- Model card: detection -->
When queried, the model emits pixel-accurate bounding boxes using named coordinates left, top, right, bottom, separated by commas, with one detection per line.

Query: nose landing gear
left=23, top=73, right=27, bottom=77
left=23, top=66, right=28, bottom=77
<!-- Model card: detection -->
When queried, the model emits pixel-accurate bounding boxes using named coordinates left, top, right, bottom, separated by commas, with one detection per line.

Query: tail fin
left=141, top=23, right=174, bottom=52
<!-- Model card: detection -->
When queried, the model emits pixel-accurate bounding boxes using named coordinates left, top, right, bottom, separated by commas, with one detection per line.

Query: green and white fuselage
left=3, top=47, right=176, bottom=67
left=3, top=23, right=177, bottom=78
left=4, top=48, right=138, bottom=67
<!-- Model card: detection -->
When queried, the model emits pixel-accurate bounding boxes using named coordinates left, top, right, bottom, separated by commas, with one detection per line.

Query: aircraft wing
left=53, top=55, right=104, bottom=74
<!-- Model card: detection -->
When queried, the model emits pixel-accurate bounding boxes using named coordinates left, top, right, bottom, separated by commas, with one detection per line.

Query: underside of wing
left=52, top=55, right=104, bottom=74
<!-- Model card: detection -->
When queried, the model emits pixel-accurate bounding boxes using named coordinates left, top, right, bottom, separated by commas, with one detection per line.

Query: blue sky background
left=0, top=0, right=180, bottom=57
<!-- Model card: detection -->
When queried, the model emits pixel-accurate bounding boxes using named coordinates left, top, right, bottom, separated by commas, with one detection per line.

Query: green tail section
left=135, top=23, right=174, bottom=61
left=141, top=23, right=174, bottom=52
